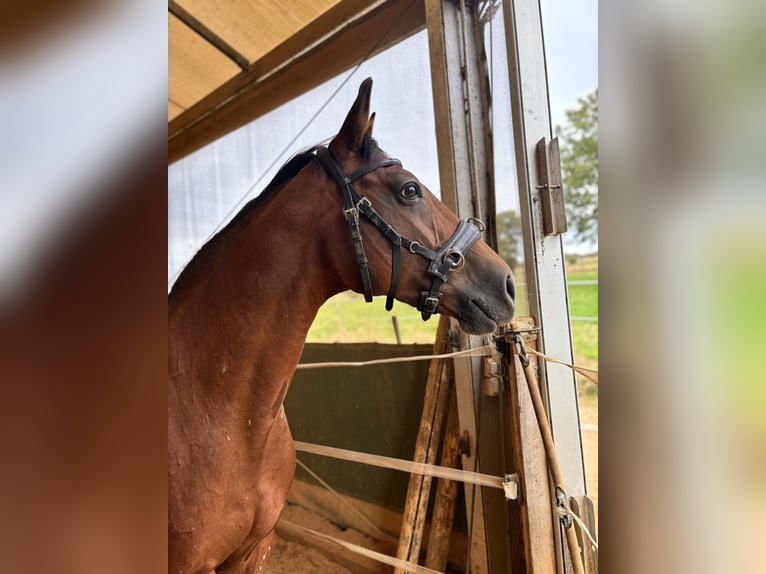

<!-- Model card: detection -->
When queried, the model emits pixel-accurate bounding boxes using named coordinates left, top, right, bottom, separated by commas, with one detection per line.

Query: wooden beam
left=506, top=319, right=557, bottom=573
left=168, top=0, right=425, bottom=164
left=168, top=100, right=184, bottom=122
left=168, top=0, right=250, bottom=71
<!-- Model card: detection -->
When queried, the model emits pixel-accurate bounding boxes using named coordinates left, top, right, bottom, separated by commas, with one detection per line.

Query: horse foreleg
left=216, top=529, right=276, bottom=574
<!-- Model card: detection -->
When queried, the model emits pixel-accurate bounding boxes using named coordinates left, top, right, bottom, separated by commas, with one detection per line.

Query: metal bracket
left=536, top=137, right=568, bottom=236
left=482, top=356, right=503, bottom=396
left=503, top=473, right=520, bottom=501
left=458, top=430, right=471, bottom=457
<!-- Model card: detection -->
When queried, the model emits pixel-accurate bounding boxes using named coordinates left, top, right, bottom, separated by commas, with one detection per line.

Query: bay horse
left=168, top=78, right=515, bottom=573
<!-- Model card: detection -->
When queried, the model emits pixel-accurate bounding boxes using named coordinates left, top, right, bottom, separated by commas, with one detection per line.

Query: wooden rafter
left=168, top=0, right=250, bottom=72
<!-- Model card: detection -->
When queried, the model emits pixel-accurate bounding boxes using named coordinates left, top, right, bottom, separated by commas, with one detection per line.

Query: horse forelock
left=360, top=135, right=381, bottom=162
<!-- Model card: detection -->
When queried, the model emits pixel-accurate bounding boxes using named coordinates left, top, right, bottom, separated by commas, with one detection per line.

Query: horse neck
left=169, top=169, right=345, bottom=421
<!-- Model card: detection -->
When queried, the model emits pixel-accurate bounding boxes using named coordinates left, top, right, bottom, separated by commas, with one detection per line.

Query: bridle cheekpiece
left=316, top=146, right=484, bottom=321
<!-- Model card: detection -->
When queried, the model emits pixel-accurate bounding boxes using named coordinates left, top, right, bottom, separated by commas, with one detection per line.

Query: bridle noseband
left=316, top=146, right=484, bottom=320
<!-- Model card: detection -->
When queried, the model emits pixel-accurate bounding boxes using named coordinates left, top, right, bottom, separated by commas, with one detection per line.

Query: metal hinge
left=535, top=137, right=568, bottom=236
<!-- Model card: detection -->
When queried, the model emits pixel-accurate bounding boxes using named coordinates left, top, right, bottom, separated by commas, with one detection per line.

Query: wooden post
left=506, top=318, right=557, bottom=573
left=392, top=315, right=402, bottom=345
left=424, top=388, right=460, bottom=571
left=394, top=316, right=453, bottom=573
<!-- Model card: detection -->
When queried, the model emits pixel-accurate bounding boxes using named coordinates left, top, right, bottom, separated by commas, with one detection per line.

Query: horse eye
left=400, top=183, right=421, bottom=202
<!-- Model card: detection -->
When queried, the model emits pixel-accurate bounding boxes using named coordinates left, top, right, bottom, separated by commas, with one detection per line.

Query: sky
left=541, top=0, right=598, bottom=130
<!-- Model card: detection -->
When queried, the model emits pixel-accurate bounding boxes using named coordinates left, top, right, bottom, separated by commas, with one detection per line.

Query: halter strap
left=316, top=147, right=402, bottom=304
left=315, top=146, right=484, bottom=320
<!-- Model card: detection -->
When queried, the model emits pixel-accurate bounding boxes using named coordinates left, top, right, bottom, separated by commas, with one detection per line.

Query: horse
left=168, top=77, right=515, bottom=574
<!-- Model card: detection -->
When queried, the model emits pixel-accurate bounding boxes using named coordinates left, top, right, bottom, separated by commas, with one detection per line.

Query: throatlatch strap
left=316, top=147, right=374, bottom=302
left=386, top=242, right=400, bottom=311
left=346, top=205, right=374, bottom=302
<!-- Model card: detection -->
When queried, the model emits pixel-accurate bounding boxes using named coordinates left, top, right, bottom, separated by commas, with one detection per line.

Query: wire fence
left=568, top=279, right=598, bottom=322
left=308, top=278, right=598, bottom=346
left=512, top=279, right=598, bottom=323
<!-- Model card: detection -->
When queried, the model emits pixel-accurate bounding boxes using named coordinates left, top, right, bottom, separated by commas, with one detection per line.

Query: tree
left=557, top=89, right=598, bottom=245
left=495, top=209, right=523, bottom=271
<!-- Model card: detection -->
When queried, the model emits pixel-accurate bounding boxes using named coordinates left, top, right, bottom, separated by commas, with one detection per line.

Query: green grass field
left=568, top=268, right=598, bottom=363
left=307, top=255, right=598, bottom=368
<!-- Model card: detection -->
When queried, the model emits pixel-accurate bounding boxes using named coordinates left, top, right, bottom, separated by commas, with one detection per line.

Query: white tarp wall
left=169, top=32, right=441, bottom=289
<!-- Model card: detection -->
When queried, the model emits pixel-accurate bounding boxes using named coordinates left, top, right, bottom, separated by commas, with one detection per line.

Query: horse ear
left=333, top=77, right=374, bottom=152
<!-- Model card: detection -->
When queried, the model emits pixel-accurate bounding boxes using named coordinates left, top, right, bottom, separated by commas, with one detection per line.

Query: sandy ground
left=268, top=535, right=354, bottom=574
left=268, top=505, right=388, bottom=574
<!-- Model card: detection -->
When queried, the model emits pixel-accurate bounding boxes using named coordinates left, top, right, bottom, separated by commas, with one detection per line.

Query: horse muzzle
left=447, top=247, right=516, bottom=335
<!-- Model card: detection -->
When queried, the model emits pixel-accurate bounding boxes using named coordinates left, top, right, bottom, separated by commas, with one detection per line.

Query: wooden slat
left=176, top=0, right=339, bottom=63
left=168, top=0, right=425, bottom=164
left=394, top=317, right=452, bottom=574
left=424, top=388, right=460, bottom=572
left=507, top=318, right=557, bottom=573
left=168, top=13, right=240, bottom=108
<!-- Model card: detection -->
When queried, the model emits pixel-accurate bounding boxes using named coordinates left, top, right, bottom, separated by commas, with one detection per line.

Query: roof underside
left=168, top=0, right=426, bottom=164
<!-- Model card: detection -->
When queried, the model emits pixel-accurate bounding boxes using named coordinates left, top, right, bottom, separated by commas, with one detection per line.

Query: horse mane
left=169, top=145, right=320, bottom=300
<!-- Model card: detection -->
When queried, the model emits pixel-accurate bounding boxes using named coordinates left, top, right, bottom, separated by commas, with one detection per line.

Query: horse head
left=322, top=78, right=515, bottom=335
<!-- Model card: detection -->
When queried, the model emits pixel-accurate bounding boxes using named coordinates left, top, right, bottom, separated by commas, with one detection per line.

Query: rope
left=524, top=347, right=599, bottom=385
left=295, top=345, right=494, bottom=370
left=295, top=457, right=394, bottom=543
left=278, top=520, right=444, bottom=574
left=553, top=500, right=599, bottom=551
left=293, top=441, right=514, bottom=492
left=567, top=507, right=599, bottom=550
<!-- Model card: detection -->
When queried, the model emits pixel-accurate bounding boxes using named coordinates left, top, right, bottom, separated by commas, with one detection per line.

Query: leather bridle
left=316, top=146, right=485, bottom=320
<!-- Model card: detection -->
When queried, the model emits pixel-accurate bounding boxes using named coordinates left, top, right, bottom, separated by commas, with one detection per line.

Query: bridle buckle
left=418, top=292, right=442, bottom=315
left=444, top=249, right=466, bottom=271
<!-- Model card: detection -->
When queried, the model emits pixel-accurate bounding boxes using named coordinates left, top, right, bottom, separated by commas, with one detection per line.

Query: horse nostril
left=506, top=275, right=515, bottom=301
